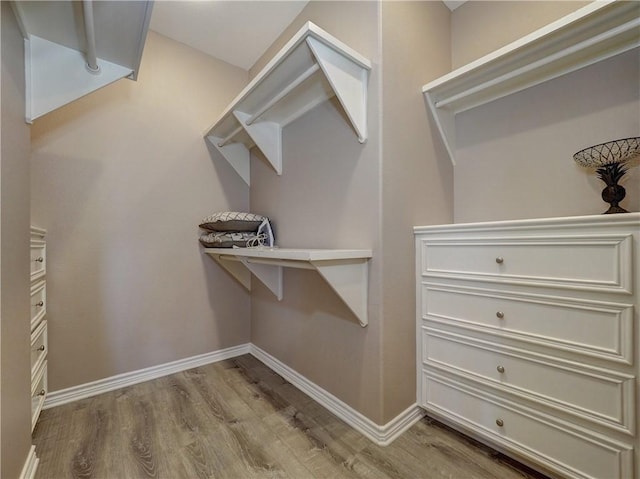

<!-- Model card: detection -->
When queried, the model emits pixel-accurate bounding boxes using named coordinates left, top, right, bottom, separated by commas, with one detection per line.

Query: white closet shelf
left=204, top=21, right=371, bottom=185
left=12, top=0, right=153, bottom=123
left=204, top=247, right=372, bottom=326
left=422, top=0, right=640, bottom=165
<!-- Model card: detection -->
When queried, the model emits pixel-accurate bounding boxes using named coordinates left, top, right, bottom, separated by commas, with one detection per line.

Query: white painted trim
left=19, top=445, right=39, bottom=479
left=249, top=344, right=425, bottom=446
left=43, top=343, right=251, bottom=409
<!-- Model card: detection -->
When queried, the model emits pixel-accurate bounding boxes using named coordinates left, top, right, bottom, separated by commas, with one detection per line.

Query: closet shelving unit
left=204, top=248, right=372, bottom=327
left=422, top=0, right=640, bottom=165
left=204, top=23, right=373, bottom=326
left=204, top=21, right=372, bottom=185
left=11, top=0, right=153, bottom=123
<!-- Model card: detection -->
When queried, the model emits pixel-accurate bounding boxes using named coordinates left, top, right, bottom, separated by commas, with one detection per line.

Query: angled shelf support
left=306, top=36, right=368, bottom=143
left=209, top=137, right=251, bottom=185
left=25, top=36, right=133, bottom=122
left=204, top=248, right=372, bottom=327
left=205, top=21, right=371, bottom=185
left=422, top=0, right=640, bottom=165
left=12, top=0, right=153, bottom=123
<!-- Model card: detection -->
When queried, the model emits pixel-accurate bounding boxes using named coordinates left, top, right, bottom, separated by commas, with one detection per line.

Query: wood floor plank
left=33, top=354, right=549, bottom=479
left=262, top=407, right=365, bottom=479
left=397, top=417, right=548, bottom=479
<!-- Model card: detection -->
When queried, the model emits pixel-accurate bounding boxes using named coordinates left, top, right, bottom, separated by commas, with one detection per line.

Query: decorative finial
left=573, top=137, right=639, bottom=214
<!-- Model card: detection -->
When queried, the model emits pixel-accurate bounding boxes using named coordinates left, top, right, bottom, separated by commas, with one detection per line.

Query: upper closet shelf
left=204, top=21, right=372, bottom=185
left=204, top=247, right=372, bottom=327
left=12, top=0, right=153, bottom=123
left=422, top=0, right=640, bottom=165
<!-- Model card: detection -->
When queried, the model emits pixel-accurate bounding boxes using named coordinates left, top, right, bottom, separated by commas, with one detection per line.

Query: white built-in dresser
left=30, top=226, right=47, bottom=432
left=415, top=213, right=639, bottom=479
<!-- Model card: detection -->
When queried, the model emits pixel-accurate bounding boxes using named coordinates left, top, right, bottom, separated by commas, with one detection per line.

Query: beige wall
left=249, top=0, right=454, bottom=424
left=380, top=0, right=452, bottom=421
left=30, top=32, right=251, bottom=391
left=454, top=49, right=640, bottom=222
left=249, top=1, right=385, bottom=422
left=1, top=2, right=33, bottom=477
left=451, top=1, right=590, bottom=68
left=450, top=1, right=639, bottom=222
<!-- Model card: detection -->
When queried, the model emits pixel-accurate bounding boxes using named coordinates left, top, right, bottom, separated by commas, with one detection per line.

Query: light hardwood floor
left=33, top=355, right=549, bottom=479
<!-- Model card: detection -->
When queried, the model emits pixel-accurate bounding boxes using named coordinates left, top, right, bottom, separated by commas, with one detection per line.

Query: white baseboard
left=249, top=344, right=425, bottom=446
left=19, top=445, right=39, bottom=479
left=44, top=343, right=251, bottom=409
left=43, top=341, right=423, bottom=446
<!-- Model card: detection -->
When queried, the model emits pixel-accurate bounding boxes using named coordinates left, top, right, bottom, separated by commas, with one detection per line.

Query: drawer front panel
left=419, top=235, right=632, bottom=293
left=422, top=328, right=635, bottom=433
left=30, top=240, right=46, bottom=281
left=30, top=281, right=46, bottom=331
left=421, top=370, right=634, bottom=479
left=31, top=320, right=48, bottom=377
left=31, top=362, right=47, bottom=432
left=422, top=284, right=633, bottom=364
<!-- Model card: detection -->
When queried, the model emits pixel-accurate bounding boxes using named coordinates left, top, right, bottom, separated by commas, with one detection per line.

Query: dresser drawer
left=422, top=327, right=635, bottom=434
left=418, top=234, right=633, bottom=293
left=30, top=240, right=46, bottom=282
left=30, top=281, right=46, bottom=331
left=421, top=370, right=634, bottom=479
left=31, top=320, right=47, bottom=378
left=422, top=284, right=634, bottom=364
left=31, top=361, right=47, bottom=432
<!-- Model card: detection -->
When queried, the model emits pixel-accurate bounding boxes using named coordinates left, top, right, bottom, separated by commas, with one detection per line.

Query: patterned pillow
left=199, top=231, right=256, bottom=248
left=199, top=211, right=266, bottom=232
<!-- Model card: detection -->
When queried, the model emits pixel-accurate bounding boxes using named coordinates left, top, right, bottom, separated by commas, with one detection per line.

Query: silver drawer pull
left=495, top=257, right=504, bottom=264
left=496, top=419, right=504, bottom=427
left=38, top=389, right=46, bottom=397
left=35, top=257, right=44, bottom=263
left=497, top=365, right=505, bottom=373
left=496, top=311, right=504, bottom=319
left=36, top=301, right=44, bottom=307
left=37, top=345, right=45, bottom=352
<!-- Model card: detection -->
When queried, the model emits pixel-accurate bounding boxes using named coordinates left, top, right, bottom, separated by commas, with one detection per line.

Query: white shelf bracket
left=209, top=254, right=252, bottom=290
left=233, top=111, right=283, bottom=176
left=208, top=254, right=283, bottom=300
left=306, top=37, right=369, bottom=144
left=205, top=248, right=371, bottom=326
left=25, top=35, right=133, bottom=122
left=424, top=94, right=457, bottom=166
left=311, top=259, right=369, bottom=327
left=207, top=136, right=251, bottom=185
left=240, top=259, right=283, bottom=300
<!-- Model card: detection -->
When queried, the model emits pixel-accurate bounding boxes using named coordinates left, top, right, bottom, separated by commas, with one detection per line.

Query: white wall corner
left=250, top=344, right=425, bottom=445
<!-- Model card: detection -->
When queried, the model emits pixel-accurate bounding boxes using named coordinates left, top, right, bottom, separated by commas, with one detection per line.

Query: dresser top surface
left=414, top=213, right=640, bottom=235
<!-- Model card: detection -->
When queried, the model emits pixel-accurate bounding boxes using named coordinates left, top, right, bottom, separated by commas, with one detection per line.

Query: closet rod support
left=217, top=125, right=243, bottom=147
left=82, top=0, right=101, bottom=74
left=245, top=63, right=321, bottom=126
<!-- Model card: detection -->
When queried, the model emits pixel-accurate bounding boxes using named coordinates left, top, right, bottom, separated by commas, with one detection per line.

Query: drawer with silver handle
left=30, top=320, right=47, bottom=378
left=421, top=369, right=634, bottom=479
left=30, top=281, right=46, bottom=331
left=418, top=234, right=633, bottom=293
left=31, top=361, right=47, bottom=432
left=30, top=240, right=46, bottom=282
left=421, top=283, right=634, bottom=364
left=422, top=327, right=635, bottom=434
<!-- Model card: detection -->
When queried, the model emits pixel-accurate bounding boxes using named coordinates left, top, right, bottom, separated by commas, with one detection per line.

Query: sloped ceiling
left=149, top=1, right=309, bottom=70
left=149, top=1, right=466, bottom=71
